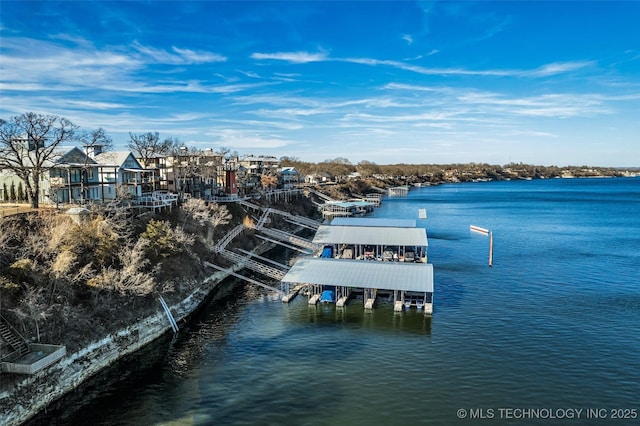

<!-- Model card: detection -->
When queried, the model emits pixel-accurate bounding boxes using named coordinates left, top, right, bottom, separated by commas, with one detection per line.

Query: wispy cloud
left=528, top=61, right=595, bottom=77
left=209, top=129, right=291, bottom=149
left=250, top=50, right=594, bottom=78
left=457, top=91, right=611, bottom=117
left=251, top=51, right=329, bottom=63
left=0, top=35, right=264, bottom=96
left=132, top=42, right=226, bottom=64
left=402, top=34, right=413, bottom=45
left=55, top=99, right=128, bottom=110
left=346, top=58, right=595, bottom=78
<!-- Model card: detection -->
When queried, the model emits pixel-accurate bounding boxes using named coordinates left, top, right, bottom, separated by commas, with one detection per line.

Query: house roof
left=57, top=147, right=96, bottom=166
left=94, top=151, right=142, bottom=169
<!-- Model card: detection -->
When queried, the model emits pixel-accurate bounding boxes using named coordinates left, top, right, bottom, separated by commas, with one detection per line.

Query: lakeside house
left=0, top=145, right=304, bottom=206
left=305, top=171, right=335, bottom=185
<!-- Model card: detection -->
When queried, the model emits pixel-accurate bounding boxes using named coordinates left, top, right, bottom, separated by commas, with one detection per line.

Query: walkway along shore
left=0, top=240, right=276, bottom=426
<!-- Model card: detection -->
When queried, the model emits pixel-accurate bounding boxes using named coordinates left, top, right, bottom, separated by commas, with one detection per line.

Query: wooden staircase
left=0, top=317, right=29, bottom=358
left=217, top=248, right=286, bottom=280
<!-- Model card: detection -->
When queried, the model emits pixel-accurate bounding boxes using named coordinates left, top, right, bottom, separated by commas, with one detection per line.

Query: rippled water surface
left=33, top=178, right=640, bottom=425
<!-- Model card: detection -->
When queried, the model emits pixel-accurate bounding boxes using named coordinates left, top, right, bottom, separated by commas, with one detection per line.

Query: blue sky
left=1, top=1, right=639, bottom=166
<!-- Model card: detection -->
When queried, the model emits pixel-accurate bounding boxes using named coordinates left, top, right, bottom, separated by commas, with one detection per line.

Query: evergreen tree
left=2, top=183, right=7, bottom=202
left=17, top=181, right=25, bottom=202
left=9, top=182, right=16, bottom=202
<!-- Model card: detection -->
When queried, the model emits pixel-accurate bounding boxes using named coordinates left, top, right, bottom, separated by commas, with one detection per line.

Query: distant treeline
left=279, top=157, right=633, bottom=184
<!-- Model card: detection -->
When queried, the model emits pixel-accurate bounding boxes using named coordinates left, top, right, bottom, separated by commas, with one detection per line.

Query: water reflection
left=297, top=300, right=432, bottom=336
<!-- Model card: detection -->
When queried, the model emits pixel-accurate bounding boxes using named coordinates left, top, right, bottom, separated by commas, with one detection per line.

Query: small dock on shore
left=388, top=186, right=409, bottom=197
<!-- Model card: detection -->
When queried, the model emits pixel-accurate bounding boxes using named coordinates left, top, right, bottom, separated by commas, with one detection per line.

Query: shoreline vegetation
left=0, top=191, right=318, bottom=426
left=281, top=157, right=638, bottom=186
left=0, top=164, right=637, bottom=425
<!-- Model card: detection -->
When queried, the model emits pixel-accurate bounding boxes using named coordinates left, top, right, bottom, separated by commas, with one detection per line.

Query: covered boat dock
left=330, top=217, right=417, bottom=228
left=320, top=200, right=376, bottom=219
left=312, top=223, right=428, bottom=262
left=280, top=258, right=434, bottom=314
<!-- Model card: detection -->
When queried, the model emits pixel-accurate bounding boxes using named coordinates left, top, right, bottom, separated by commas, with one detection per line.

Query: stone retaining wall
left=0, top=267, right=235, bottom=426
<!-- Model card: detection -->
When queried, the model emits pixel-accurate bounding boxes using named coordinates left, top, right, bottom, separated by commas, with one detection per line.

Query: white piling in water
left=489, top=232, right=494, bottom=267
left=471, top=225, right=493, bottom=267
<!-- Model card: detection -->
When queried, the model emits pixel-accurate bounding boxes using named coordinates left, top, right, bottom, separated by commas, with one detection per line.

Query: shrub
left=140, top=219, right=174, bottom=259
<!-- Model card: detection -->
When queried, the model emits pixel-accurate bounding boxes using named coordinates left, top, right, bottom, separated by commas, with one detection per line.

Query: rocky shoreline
left=0, top=248, right=268, bottom=426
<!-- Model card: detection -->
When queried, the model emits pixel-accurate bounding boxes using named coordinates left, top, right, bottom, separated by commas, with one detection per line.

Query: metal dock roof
left=325, top=200, right=375, bottom=208
left=312, top=225, right=428, bottom=247
left=281, top=258, right=434, bottom=293
left=330, top=217, right=417, bottom=228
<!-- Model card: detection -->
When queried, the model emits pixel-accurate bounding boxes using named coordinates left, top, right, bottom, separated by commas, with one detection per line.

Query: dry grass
left=0, top=203, right=39, bottom=217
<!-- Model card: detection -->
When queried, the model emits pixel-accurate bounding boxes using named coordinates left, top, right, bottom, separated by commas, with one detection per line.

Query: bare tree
left=208, top=202, right=232, bottom=228
left=128, top=132, right=177, bottom=168
left=356, top=160, right=381, bottom=178
left=79, top=127, right=113, bottom=153
left=180, top=198, right=231, bottom=244
left=0, top=113, right=78, bottom=208
left=216, top=146, right=238, bottom=161
left=16, top=287, right=48, bottom=342
left=181, top=198, right=210, bottom=226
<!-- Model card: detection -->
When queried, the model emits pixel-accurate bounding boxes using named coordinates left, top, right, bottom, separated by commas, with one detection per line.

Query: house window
left=71, top=169, right=83, bottom=183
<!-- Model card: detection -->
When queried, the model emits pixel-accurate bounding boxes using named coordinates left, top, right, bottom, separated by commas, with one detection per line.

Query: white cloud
left=457, top=91, right=611, bottom=117
left=171, top=47, right=226, bottom=63
left=251, top=51, right=329, bottom=63
left=249, top=49, right=595, bottom=79
left=211, top=129, right=290, bottom=149
left=527, top=61, right=595, bottom=77
left=132, top=42, right=226, bottom=64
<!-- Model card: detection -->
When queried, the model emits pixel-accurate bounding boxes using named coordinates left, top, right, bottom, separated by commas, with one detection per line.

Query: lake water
left=29, top=177, right=640, bottom=425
